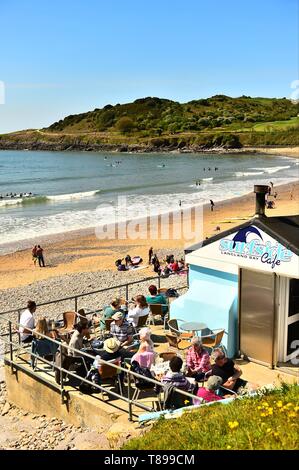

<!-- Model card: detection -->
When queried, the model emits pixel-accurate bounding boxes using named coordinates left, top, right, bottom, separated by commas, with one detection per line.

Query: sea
left=0, top=150, right=298, bottom=254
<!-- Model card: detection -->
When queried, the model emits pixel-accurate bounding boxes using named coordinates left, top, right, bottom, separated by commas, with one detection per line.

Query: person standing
left=148, top=247, right=153, bottom=265
left=32, top=245, right=38, bottom=266
left=36, top=245, right=45, bottom=267
left=210, top=200, right=215, bottom=212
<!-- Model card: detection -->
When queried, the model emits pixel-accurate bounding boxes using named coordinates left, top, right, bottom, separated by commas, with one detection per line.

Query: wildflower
left=266, top=428, right=272, bottom=433
left=294, top=406, right=299, bottom=412
left=228, top=421, right=239, bottom=430
left=276, top=401, right=283, bottom=408
left=288, top=411, right=296, bottom=418
left=227, top=445, right=232, bottom=449
left=184, top=400, right=190, bottom=405
left=260, top=412, right=266, bottom=417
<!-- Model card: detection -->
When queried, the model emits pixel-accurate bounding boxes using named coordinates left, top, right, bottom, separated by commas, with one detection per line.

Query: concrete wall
left=170, top=264, right=239, bottom=357
left=5, top=364, right=124, bottom=430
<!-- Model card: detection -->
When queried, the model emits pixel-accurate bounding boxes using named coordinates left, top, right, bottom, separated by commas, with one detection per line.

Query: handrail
left=0, top=274, right=188, bottom=317
left=1, top=312, right=197, bottom=421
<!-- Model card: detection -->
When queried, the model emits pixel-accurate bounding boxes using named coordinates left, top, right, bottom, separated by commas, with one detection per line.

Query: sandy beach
left=0, top=180, right=298, bottom=292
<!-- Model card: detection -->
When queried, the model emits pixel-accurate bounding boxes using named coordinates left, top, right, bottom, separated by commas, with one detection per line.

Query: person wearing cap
left=186, top=337, right=211, bottom=381
left=110, top=311, right=134, bottom=347
left=195, top=376, right=223, bottom=403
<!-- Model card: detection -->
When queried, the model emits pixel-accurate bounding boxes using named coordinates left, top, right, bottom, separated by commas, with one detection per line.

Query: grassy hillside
left=124, top=383, right=299, bottom=450
left=1, top=95, right=299, bottom=150
left=47, top=95, right=299, bottom=137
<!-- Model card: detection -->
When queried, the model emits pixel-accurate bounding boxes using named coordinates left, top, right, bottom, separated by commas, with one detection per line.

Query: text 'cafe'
left=171, top=185, right=299, bottom=368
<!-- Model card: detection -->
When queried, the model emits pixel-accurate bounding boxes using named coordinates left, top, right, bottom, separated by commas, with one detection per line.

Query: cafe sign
left=219, top=225, right=293, bottom=269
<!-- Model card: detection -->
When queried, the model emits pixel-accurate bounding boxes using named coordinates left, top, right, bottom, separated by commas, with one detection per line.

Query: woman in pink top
left=131, top=342, right=155, bottom=368
left=195, top=376, right=223, bottom=404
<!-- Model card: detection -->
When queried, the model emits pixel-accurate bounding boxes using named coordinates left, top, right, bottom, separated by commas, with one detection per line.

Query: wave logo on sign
left=219, top=226, right=293, bottom=269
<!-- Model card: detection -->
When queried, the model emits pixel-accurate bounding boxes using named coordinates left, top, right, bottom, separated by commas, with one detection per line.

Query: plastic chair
left=165, top=333, right=191, bottom=351
left=167, top=319, right=193, bottom=339
left=31, top=337, right=59, bottom=370
left=105, top=318, right=114, bottom=332
left=148, top=304, right=164, bottom=326
left=98, top=359, right=123, bottom=400
left=128, top=363, right=162, bottom=411
left=133, top=314, right=149, bottom=334
left=57, top=311, right=77, bottom=337
left=200, top=329, right=226, bottom=354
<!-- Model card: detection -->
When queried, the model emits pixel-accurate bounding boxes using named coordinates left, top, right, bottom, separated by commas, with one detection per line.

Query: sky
left=0, top=0, right=298, bottom=133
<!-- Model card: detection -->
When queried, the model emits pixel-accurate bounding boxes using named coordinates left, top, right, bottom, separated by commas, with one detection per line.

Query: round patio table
left=180, top=321, right=207, bottom=334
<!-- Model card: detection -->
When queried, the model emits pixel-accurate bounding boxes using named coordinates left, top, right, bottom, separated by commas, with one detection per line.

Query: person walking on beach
left=210, top=200, right=215, bottom=212
left=179, top=200, right=182, bottom=208
left=148, top=246, right=153, bottom=265
left=36, top=245, right=45, bottom=267
left=32, top=245, right=38, bottom=266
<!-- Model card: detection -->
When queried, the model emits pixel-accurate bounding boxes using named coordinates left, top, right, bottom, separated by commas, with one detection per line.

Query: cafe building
left=170, top=185, right=299, bottom=368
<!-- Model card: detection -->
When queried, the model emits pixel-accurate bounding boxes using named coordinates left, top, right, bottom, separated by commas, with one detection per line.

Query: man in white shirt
left=19, top=300, right=36, bottom=343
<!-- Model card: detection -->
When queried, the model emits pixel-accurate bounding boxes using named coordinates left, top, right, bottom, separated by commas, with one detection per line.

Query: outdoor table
left=180, top=321, right=207, bottom=335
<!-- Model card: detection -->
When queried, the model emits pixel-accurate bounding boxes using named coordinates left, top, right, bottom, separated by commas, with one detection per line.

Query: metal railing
left=0, top=274, right=188, bottom=320
left=1, top=314, right=198, bottom=421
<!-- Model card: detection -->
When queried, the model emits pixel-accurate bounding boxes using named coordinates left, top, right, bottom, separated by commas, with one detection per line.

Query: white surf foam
left=235, top=171, right=264, bottom=177
left=249, top=166, right=291, bottom=174
left=47, top=190, right=100, bottom=201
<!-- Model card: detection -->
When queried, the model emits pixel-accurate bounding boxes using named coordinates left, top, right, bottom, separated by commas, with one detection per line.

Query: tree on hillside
left=116, top=117, right=135, bottom=133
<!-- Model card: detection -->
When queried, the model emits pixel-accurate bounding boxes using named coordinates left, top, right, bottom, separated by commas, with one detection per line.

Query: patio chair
left=57, top=311, right=77, bottom=338
left=105, top=318, right=114, bottom=332
left=200, top=329, right=226, bottom=354
left=159, top=351, right=177, bottom=362
left=148, top=304, right=164, bottom=326
left=97, top=359, right=123, bottom=400
left=165, top=333, right=191, bottom=351
left=128, top=362, right=162, bottom=411
left=167, top=319, right=193, bottom=339
left=31, top=337, right=59, bottom=371
left=133, top=314, right=149, bottom=334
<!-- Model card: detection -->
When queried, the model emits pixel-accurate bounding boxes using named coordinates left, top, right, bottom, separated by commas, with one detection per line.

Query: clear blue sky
left=0, top=0, right=298, bottom=133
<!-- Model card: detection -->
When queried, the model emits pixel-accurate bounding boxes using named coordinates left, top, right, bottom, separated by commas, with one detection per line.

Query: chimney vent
left=254, top=184, right=269, bottom=217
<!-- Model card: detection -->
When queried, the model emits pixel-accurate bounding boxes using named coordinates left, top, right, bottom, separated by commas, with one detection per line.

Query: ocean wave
left=47, top=190, right=101, bottom=201
left=235, top=171, right=264, bottom=177
left=201, top=177, right=213, bottom=181
left=249, top=166, right=290, bottom=174
left=0, top=190, right=101, bottom=208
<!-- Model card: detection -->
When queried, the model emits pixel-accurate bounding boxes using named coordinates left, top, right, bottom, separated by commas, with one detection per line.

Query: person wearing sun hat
left=96, top=337, right=122, bottom=361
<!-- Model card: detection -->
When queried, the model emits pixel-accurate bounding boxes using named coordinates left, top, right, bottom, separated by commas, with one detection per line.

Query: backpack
left=165, top=288, right=179, bottom=298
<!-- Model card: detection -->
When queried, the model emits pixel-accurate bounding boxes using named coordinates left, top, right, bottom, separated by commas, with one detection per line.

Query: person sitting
left=161, top=356, right=196, bottom=394
left=195, top=375, right=223, bottom=403
left=211, top=349, right=255, bottom=394
left=110, top=312, right=134, bottom=348
left=68, top=324, right=90, bottom=357
left=127, top=295, right=150, bottom=327
left=19, top=300, right=36, bottom=343
left=177, top=259, right=185, bottom=271
left=168, top=260, right=179, bottom=273
left=146, top=285, right=168, bottom=315
left=33, top=317, right=57, bottom=340
left=100, top=298, right=123, bottom=330
left=125, top=254, right=132, bottom=267
left=186, top=337, right=211, bottom=382
left=96, top=337, right=122, bottom=362
left=131, top=342, right=155, bottom=369
left=139, top=326, right=155, bottom=352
